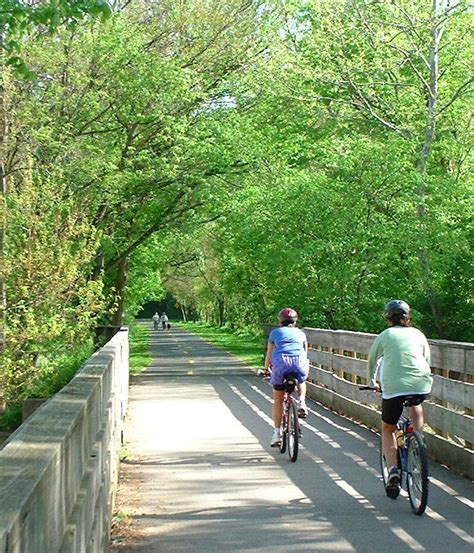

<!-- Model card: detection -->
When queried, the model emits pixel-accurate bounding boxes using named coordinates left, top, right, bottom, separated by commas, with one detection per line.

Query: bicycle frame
left=281, top=389, right=292, bottom=430
left=395, top=407, right=412, bottom=481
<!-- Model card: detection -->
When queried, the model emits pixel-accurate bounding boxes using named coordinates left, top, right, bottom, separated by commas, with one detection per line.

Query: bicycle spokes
left=406, top=432, right=429, bottom=515
left=287, top=401, right=299, bottom=462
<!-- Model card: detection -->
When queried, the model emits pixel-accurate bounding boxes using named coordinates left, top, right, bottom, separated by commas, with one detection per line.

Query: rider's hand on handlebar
left=258, top=367, right=272, bottom=377
left=359, top=384, right=381, bottom=392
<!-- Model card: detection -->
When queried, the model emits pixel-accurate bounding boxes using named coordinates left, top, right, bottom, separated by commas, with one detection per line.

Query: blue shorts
left=270, top=354, right=309, bottom=390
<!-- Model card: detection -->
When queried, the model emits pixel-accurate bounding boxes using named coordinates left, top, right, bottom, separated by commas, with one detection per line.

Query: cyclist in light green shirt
left=367, top=300, right=432, bottom=497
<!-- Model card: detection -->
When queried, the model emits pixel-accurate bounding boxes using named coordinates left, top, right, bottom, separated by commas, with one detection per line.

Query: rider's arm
left=367, top=334, right=383, bottom=387
left=300, top=329, right=308, bottom=354
left=265, top=342, right=274, bottom=370
left=422, top=336, right=431, bottom=366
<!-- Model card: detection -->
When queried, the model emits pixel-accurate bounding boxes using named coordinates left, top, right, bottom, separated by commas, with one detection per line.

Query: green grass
left=178, top=321, right=264, bottom=368
left=129, top=323, right=152, bottom=375
left=112, top=510, right=129, bottom=525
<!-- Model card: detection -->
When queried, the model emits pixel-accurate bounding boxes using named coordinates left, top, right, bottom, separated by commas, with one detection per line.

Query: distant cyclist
left=264, top=308, right=310, bottom=447
left=367, top=300, right=432, bottom=496
left=160, top=312, right=169, bottom=330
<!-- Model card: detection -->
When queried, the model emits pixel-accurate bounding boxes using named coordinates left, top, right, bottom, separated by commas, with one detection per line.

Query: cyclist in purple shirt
left=264, top=308, right=310, bottom=447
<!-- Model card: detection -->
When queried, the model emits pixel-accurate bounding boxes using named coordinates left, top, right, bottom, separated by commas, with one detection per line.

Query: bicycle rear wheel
left=279, top=425, right=287, bottom=453
left=287, top=401, right=299, bottom=462
left=279, top=407, right=287, bottom=453
left=407, top=431, right=429, bottom=515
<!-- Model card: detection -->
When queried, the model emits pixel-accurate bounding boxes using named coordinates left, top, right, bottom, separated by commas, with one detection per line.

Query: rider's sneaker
left=298, top=401, right=308, bottom=418
left=270, top=429, right=281, bottom=447
left=386, top=466, right=401, bottom=498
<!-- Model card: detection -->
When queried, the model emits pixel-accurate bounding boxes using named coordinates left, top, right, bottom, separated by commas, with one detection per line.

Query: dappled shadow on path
left=111, top=328, right=474, bottom=553
left=210, top=376, right=474, bottom=552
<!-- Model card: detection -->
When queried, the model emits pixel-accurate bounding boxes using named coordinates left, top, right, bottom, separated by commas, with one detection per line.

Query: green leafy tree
left=0, top=0, right=111, bottom=411
left=160, top=0, right=472, bottom=339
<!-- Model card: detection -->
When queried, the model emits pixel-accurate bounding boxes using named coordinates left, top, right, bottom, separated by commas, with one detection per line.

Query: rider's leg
left=296, top=381, right=308, bottom=417
left=381, top=397, right=403, bottom=469
left=381, top=397, right=403, bottom=494
left=273, top=390, right=285, bottom=428
left=296, top=381, right=306, bottom=402
left=410, top=404, right=424, bottom=432
left=382, top=421, right=398, bottom=468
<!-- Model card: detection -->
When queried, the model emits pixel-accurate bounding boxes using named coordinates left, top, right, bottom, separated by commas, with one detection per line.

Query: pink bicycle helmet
left=278, top=307, right=298, bottom=323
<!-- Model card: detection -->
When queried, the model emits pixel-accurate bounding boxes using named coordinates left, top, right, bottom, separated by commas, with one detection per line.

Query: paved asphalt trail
left=110, top=324, right=473, bottom=553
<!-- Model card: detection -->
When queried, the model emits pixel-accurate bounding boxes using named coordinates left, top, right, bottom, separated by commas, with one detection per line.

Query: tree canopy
left=1, top=0, right=472, bottom=407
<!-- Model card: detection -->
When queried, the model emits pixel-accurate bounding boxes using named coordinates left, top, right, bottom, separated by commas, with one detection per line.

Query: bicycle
left=258, top=369, right=302, bottom=462
left=360, top=386, right=429, bottom=515
left=278, top=373, right=302, bottom=462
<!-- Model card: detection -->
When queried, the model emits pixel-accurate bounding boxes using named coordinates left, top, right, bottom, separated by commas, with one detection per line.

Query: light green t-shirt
left=367, top=326, right=432, bottom=399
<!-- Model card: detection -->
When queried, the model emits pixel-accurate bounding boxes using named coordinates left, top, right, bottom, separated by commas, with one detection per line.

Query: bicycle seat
left=283, top=373, right=298, bottom=393
left=403, top=396, right=422, bottom=407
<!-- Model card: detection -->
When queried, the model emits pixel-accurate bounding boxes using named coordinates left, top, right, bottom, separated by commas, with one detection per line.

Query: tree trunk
left=0, top=31, right=7, bottom=411
left=414, top=0, right=450, bottom=337
left=217, top=297, right=225, bottom=327
left=111, top=255, right=129, bottom=327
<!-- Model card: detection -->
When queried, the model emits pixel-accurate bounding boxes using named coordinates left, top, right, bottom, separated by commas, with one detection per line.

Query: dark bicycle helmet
left=384, top=299, right=410, bottom=320
left=278, top=307, right=298, bottom=323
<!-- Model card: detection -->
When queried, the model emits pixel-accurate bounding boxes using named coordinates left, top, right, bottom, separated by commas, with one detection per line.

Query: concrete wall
left=0, top=328, right=129, bottom=553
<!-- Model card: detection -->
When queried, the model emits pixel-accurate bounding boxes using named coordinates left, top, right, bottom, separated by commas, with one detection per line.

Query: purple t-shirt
left=268, top=327, right=307, bottom=356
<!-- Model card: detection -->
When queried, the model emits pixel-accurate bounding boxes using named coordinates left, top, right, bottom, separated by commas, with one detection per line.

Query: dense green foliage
left=1, top=0, right=111, bottom=75
left=2, top=1, right=472, bottom=413
left=164, top=1, right=473, bottom=339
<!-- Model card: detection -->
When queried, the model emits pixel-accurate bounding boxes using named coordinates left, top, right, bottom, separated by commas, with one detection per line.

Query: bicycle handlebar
left=359, top=386, right=380, bottom=391
left=257, top=368, right=271, bottom=378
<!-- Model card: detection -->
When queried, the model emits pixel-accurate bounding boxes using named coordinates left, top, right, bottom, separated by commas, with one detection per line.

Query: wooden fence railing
left=288, top=327, right=473, bottom=478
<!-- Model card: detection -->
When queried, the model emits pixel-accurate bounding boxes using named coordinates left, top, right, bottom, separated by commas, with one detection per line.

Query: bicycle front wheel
left=406, top=431, right=429, bottom=515
left=287, top=401, right=299, bottom=462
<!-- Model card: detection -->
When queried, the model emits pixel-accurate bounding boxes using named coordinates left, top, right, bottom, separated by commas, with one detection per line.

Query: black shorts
left=381, top=394, right=427, bottom=425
